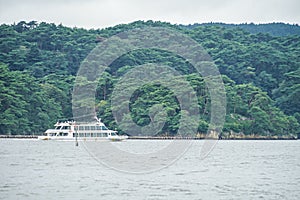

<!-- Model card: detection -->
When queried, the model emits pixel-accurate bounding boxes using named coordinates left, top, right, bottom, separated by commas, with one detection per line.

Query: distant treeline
left=0, top=21, right=299, bottom=137
left=183, top=22, right=300, bottom=36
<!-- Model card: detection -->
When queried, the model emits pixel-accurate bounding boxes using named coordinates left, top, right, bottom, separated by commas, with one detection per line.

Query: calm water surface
left=0, top=139, right=299, bottom=200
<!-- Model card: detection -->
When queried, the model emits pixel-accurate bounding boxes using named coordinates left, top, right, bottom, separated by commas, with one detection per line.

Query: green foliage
left=0, top=21, right=299, bottom=136
left=186, top=22, right=300, bottom=37
left=273, top=69, right=300, bottom=116
left=0, top=63, right=62, bottom=134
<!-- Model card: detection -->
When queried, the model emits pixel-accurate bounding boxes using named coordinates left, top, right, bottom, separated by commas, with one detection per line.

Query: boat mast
left=75, top=123, right=78, bottom=146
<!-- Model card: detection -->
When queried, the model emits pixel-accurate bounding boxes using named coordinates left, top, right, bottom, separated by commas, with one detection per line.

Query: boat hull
left=37, top=135, right=127, bottom=141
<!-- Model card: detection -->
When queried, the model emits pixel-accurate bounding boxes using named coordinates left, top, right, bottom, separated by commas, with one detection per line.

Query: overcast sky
left=0, top=0, right=299, bottom=29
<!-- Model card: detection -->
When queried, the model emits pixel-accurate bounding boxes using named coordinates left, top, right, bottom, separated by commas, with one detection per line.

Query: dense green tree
left=0, top=63, right=63, bottom=134
left=273, top=69, right=300, bottom=116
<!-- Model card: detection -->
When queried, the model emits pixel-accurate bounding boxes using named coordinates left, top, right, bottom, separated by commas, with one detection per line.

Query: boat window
left=62, top=126, right=70, bottom=130
left=101, top=126, right=108, bottom=130
left=55, top=126, right=62, bottom=130
left=79, top=126, right=84, bottom=130
left=111, top=132, right=116, bottom=136
left=85, top=126, right=90, bottom=131
left=91, top=126, right=95, bottom=130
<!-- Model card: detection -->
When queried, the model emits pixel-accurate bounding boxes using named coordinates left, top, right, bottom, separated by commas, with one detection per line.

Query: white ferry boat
left=38, top=118, right=127, bottom=141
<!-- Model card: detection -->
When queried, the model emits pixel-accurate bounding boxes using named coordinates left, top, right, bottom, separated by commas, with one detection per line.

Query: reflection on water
left=0, top=139, right=299, bottom=200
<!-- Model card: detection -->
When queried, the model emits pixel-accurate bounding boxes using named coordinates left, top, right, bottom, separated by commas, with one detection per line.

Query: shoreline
left=127, top=136, right=298, bottom=140
left=0, top=135, right=38, bottom=139
left=0, top=135, right=297, bottom=140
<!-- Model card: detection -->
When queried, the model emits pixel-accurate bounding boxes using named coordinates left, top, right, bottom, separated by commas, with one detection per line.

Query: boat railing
left=56, top=118, right=104, bottom=125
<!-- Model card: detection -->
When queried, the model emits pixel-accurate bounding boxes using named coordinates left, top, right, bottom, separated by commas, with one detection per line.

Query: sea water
left=0, top=139, right=299, bottom=200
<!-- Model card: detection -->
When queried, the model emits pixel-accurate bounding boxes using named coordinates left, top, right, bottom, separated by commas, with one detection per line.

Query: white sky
left=0, top=0, right=299, bottom=29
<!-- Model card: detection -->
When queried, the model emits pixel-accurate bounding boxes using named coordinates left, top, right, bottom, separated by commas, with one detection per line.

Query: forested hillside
left=184, top=22, right=300, bottom=36
left=0, top=20, right=299, bottom=137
